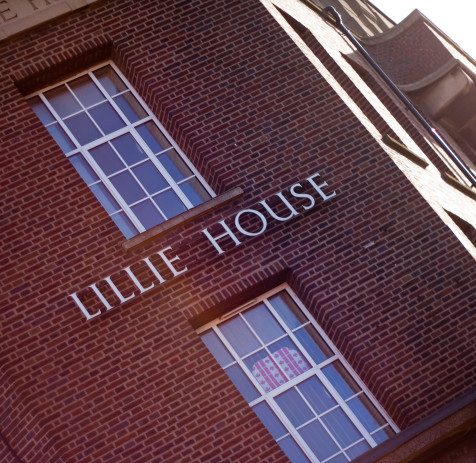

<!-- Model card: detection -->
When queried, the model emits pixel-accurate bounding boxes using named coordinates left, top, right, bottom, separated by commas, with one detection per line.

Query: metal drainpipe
left=323, top=6, right=476, bottom=188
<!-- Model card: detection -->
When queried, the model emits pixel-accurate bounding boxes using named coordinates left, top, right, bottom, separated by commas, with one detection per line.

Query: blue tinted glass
left=278, top=436, right=311, bottom=463
left=269, top=292, right=307, bottom=330
left=345, top=440, right=371, bottom=460
left=294, top=326, right=330, bottom=365
left=219, top=317, right=261, bottom=358
left=132, top=161, right=168, bottom=194
left=252, top=402, right=287, bottom=440
left=348, top=396, right=384, bottom=433
left=110, top=171, right=146, bottom=204
left=113, top=92, right=146, bottom=123
left=154, top=189, right=187, bottom=218
left=180, top=178, right=209, bottom=206
left=131, top=200, right=164, bottom=229
left=201, top=330, right=234, bottom=368
left=69, top=154, right=99, bottom=184
left=243, top=303, right=285, bottom=345
left=321, top=408, right=361, bottom=448
left=64, top=112, right=102, bottom=145
left=90, top=183, right=120, bottom=214
left=371, top=427, right=394, bottom=444
left=111, top=212, right=137, bottom=239
left=157, top=150, right=191, bottom=181
left=94, top=66, right=126, bottom=96
left=89, top=102, right=125, bottom=135
left=90, top=143, right=125, bottom=175
left=111, top=134, right=147, bottom=165
left=275, top=389, right=314, bottom=427
left=299, top=420, right=339, bottom=461
left=30, top=97, right=54, bottom=125
left=69, top=76, right=104, bottom=107
left=245, top=349, right=287, bottom=392
left=45, top=86, right=81, bottom=118
left=46, top=124, right=75, bottom=153
left=323, top=363, right=359, bottom=400
left=224, top=364, right=259, bottom=403
left=268, top=337, right=310, bottom=380
left=298, top=377, right=336, bottom=415
left=326, top=454, right=348, bottom=463
left=136, top=122, right=171, bottom=153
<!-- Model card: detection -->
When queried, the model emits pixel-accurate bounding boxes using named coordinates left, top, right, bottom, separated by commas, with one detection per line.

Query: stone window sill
left=382, top=134, right=429, bottom=168
left=441, top=172, right=476, bottom=200
left=122, top=187, right=244, bottom=251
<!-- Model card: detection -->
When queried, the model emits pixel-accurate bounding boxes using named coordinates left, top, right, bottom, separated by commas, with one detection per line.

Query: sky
left=369, top=0, right=476, bottom=60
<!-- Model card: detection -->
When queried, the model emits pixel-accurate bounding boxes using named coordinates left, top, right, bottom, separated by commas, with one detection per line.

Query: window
left=28, top=63, right=213, bottom=238
left=199, top=285, right=398, bottom=463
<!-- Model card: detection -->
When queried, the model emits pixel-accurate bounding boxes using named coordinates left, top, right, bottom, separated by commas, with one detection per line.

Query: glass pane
left=136, top=121, right=171, bottom=153
left=180, top=177, right=210, bottom=206
left=94, top=66, right=127, bottom=95
left=111, top=133, right=147, bottom=165
left=299, top=419, right=339, bottom=461
left=269, top=292, right=307, bottom=330
left=89, top=143, right=125, bottom=175
left=157, top=149, right=192, bottom=181
left=89, top=102, right=125, bottom=135
left=345, top=440, right=371, bottom=460
left=45, top=86, right=81, bottom=118
left=297, top=376, right=337, bottom=415
left=321, top=408, right=361, bottom=448
left=218, top=316, right=261, bottom=358
left=323, top=362, right=361, bottom=400
left=278, top=436, right=311, bottom=463
left=90, top=183, right=120, bottom=214
left=268, top=337, right=311, bottom=380
left=326, top=454, right=349, bottom=463
left=347, top=396, right=386, bottom=433
left=275, top=388, right=314, bottom=427
left=69, top=154, right=99, bottom=184
left=64, top=112, right=102, bottom=145
left=201, top=330, right=234, bottom=368
left=132, top=161, right=168, bottom=194
left=242, top=303, right=285, bottom=345
left=29, top=97, right=54, bottom=125
left=223, top=364, right=259, bottom=403
left=371, top=426, right=394, bottom=444
left=131, top=199, right=164, bottom=229
left=69, top=75, right=105, bottom=107
left=111, top=212, right=137, bottom=239
left=252, top=402, right=287, bottom=440
left=46, top=124, right=75, bottom=153
left=245, top=349, right=287, bottom=392
left=294, top=325, right=332, bottom=365
left=110, top=171, right=146, bottom=204
left=154, top=189, right=187, bottom=218
left=113, top=92, right=147, bottom=122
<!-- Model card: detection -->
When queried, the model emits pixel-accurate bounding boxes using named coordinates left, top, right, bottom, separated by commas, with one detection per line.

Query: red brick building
left=1, top=1, right=475, bottom=462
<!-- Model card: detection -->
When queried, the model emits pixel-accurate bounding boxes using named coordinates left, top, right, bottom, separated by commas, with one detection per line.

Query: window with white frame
left=198, top=285, right=398, bottom=463
left=27, top=63, right=213, bottom=239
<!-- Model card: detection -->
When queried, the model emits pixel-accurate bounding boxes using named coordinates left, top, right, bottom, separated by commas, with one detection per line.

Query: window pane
left=326, top=454, right=349, bottom=463
left=269, top=292, right=307, bottom=329
left=294, top=325, right=332, bottom=365
left=45, top=86, right=81, bottom=118
left=269, top=337, right=311, bottom=380
left=321, top=408, right=361, bottom=448
left=69, top=75, right=105, bottom=107
left=153, top=189, right=187, bottom=218
left=69, top=154, right=99, bottom=184
left=223, top=364, right=259, bottom=403
left=252, top=402, right=287, bottom=440
left=219, top=316, right=261, bottom=358
left=323, top=362, right=361, bottom=400
left=111, top=212, right=137, bottom=239
left=246, top=348, right=287, bottom=392
left=278, top=436, right=311, bottom=463
left=299, top=420, right=339, bottom=461
left=132, top=161, right=168, bottom=194
left=347, top=396, right=386, bottom=433
left=275, top=388, right=314, bottom=427
left=94, top=66, right=127, bottom=95
left=157, top=149, right=192, bottom=181
left=110, top=171, right=146, bottom=204
left=242, top=303, right=285, bottom=345
left=371, top=426, right=394, bottom=444
left=46, top=124, right=75, bottom=153
left=89, top=143, right=125, bottom=176
left=89, top=102, right=125, bottom=135
left=29, top=97, right=54, bottom=125
left=201, top=330, right=234, bottom=368
left=297, top=376, right=337, bottom=415
left=136, top=121, right=171, bottom=153
left=113, top=92, right=147, bottom=122
left=64, top=112, right=102, bottom=145
left=179, top=177, right=210, bottom=206
left=131, top=200, right=164, bottom=229
left=345, top=440, right=371, bottom=460
left=111, top=133, right=147, bottom=165
left=90, top=183, right=120, bottom=214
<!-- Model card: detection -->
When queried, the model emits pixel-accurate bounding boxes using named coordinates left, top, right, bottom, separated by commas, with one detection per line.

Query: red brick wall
left=1, top=0, right=475, bottom=461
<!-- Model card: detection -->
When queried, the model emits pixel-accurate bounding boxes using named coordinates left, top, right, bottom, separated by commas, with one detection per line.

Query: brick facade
left=1, top=0, right=475, bottom=462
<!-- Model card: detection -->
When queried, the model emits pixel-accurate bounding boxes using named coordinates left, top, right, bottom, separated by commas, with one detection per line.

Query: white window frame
left=198, top=284, right=399, bottom=462
left=27, top=61, right=214, bottom=238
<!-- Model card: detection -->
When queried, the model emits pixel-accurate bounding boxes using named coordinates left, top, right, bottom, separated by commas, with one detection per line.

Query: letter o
left=235, top=209, right=268, bottom=237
